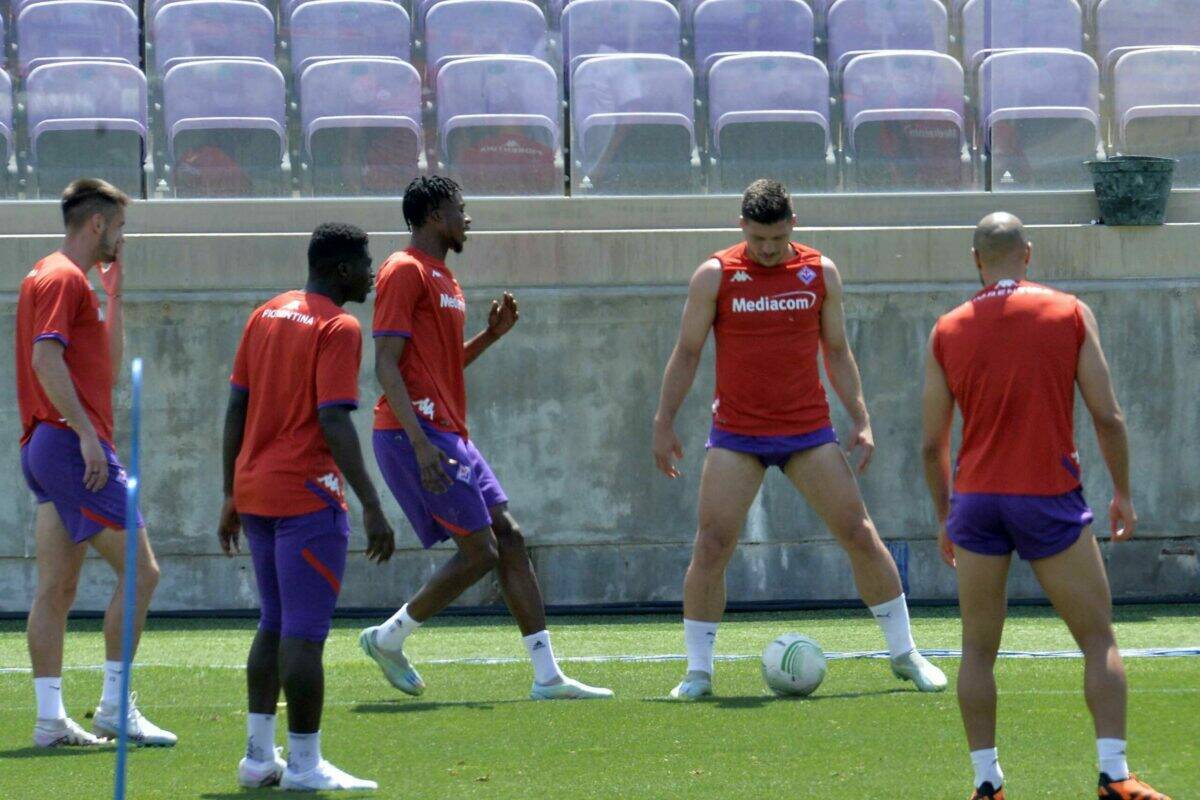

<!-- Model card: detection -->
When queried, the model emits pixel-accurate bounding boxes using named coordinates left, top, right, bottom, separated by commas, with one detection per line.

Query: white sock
left=246, top=713, right=277, bottom=763
left=683, top=619, right=718, bottom=676
left=869, top=594, right=917, bottom=659
left=376, top=603, right=422, bottom=652
left=33, top=677, right=66, bottom=721
left=287, top=730, right=321, bottom=774
left=1097, top=738, right=1129, bottom=781
left=970, top=747, right=1004, bottom=789
left=101, top=661, right=125, bottom=708
left=523, top=630, right=565, bottom=685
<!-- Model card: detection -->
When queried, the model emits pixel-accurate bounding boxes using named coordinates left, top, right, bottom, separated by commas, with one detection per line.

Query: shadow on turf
left=0, top=745, right=117, bottom=759
left=202, top=793, right=377, bottom=799
left=351, top=698, right=528, bottom=714
left=641, top=687, right=911, bottom=709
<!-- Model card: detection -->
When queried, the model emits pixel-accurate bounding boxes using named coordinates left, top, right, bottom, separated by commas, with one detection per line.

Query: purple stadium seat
left=25, top=60, right=147, bottom=197
left=289, top=0, right=411, bottom=80
left=152, top=1, right=276, bottom=75
left=162, top=58, right=287, bottom=196
left=977, top=48, right=1099, bottom=189
left=683, top=0, right=830, bottom=36
left=826, top=0, right=948, bottom=77
left=571, top=53, right=695, bottom=193
left=425, top=0, right=549, bottom=81
left=562, top=0, right=680, bottom=77
left=299, top=57, right=423, bottom=195
left=960, top=0, right=1082, bottom=73
left=693, top=0, right=814, bottom=82
left=841, top=50, right=968, bottom=189
left=707, top=52, right=832, bottom=192
left=150, top=0, right=270, bottom=25
left=436, top=55, right=561, bottom=194
left=416, top=0, right=553, bottom=33
left=17, top=1, right=140, bottom=74
left=1113, top=45, right=1200, bottom=185
left=0, top=70, right=12, bottom=195
left=1096, top=0, right=1200, bottom=80
left=282, top=0, right=408, bottom=25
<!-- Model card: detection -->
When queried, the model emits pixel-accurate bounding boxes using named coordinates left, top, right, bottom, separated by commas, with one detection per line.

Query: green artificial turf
left=0, top=607, right=1196, bottom=799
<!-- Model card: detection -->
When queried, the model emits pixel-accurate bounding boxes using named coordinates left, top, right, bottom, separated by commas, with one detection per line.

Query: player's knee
left=35, top=576, right=79, bottom=613
left=693, top=526, right=737, bottom=570
left=838, top=518, right=879, bottom=555
left=465, top=534, right=500, bottom=572
left=136, top=559, right=161, bottom=597
left=494, top=520, right=526, bottom=552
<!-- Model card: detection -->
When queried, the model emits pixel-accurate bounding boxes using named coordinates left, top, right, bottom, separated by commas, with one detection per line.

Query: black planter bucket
left=1084, top=156, right=1177, bottom=226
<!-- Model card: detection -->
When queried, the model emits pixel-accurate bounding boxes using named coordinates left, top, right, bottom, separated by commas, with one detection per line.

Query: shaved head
left=973, top=212, right=1028, bottom=266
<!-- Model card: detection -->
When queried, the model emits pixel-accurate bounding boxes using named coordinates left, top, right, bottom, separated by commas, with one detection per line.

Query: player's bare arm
left=30, top=339, right=108, bottom=493
left=375, top=336, right=454, bottom=494
left=99, top=241, right=124, bottom=385
left=218, top=386, right=249, bottom=555
left=464, top=291, right=519, bottom=367
left=920, top=326, right=957, bottom=567
left=818, top=258, right=874, bottom=474
left=1075, top=301, right=1136, bottom=541
left=652, top=259, right=721, bottom=478
left=317, top=405, right=396, bottom=563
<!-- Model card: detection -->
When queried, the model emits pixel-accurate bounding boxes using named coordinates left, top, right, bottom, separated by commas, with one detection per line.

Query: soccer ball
left=761, top=633, right=827, bottom=697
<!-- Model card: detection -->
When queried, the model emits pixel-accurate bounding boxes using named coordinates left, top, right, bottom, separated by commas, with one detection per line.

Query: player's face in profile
left=344, top=252, right=374, bottom=303
left=437, top=193, right=471, bottom=254
left=741, top=217, right=795, bottom=267
left=98, top=207, right=126, bottom=262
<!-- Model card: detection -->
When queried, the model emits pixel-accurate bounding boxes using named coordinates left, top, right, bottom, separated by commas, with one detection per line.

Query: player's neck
left=408, top=231, right=449, bottom=263
left=304, top=279, right=345, bottom=307
left=59, top=238, right=99, bottom=273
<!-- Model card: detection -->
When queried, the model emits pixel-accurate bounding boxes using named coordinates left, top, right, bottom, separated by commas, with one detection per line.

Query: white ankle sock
left=287, top=731, right=321, bottom=774
left=683, top=619, right=718, bottom=676
left=970, top=747, right=1004, bottom=789
left=1097, top=738, right=1129, bottom=781
left=101, top=661, right=124, bottom=708
left=869, top=593, right=917, bottom=659
left=376, top=604, right=421, bottom=652
left=246, top=713, right=277, bottom=763
left=523, top=630, right=565, bottom=685
left=33, top=677, right=66, bottom=720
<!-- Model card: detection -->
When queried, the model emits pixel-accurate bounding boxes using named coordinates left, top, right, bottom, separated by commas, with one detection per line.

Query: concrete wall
left=1, top=194, right=1197, bottom=612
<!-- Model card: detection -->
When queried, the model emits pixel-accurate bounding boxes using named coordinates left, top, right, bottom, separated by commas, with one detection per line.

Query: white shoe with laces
left=358, top=626, right=425, bottom=696
left=34, top=716, right=110, bottom=748
left=530, top=676, right=614, bottom=700
left=91, top=692, right=179, bottom=746
left=890, top=649, right=948, bottom=693
left=239, top=745, right=287, bottom=788
left=280, top=759, right=378, bottom=791
left=668, top=671, right=714, bottom=701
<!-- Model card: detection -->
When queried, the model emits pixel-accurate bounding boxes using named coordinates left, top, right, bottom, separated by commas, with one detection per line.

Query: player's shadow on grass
left=0, top=745, right=117, bottom=759
left=351, top=698, right=528, bottom=714
left=642, top=687, right=911, bottom=709
left=202, top=792, right=378, bottom=800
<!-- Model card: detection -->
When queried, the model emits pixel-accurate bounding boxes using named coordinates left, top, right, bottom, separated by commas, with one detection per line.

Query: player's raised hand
left=847, top=421, right=875, bottom=475
left=414, top=437, right=453, bottom=494
left=80, top=429, right=109, bottom=492
left=487, top=292, right=520, bottom=338
left=652, top=421, right=684, bottom=478
left=98, top=240, right=124, bottom=298
left=1110, top=493, right=1137, bottom=541
left=218, top=496, right=241, bottom=556
left=363, top=503, right=396, bottom=563
left=938, top=526, right=956, bottom=568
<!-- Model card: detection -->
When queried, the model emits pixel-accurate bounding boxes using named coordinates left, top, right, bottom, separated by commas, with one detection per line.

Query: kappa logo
left=730, top=271, right=753, bottom=283
left=798, top=266, right=817, bottom=285
left=414, top=398, right=436, bottom=419
left=317, top=472, right=342, bottom=496
left=731, top=290, right=818, bottom=313
left=26, top=269, right=37, bottom=279
left=432, top=270, right=444, bottom=279
left=282, top=299, right=302, bottom=311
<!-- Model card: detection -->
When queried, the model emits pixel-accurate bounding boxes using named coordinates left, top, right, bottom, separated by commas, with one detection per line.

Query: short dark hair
left=741, top=179, right=793, bottom=225
left=308, top=223, right=369, bottom=279
left=402, top=175, right=461, bottom=230
left=61, top=178, right=129, bottom=230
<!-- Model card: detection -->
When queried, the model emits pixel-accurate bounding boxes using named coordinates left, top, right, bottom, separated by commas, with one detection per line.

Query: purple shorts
left=243, top=507, right=349, bottom=642
left=373, top=425, right=508, bottom=549
left=706, top=425, right=839, bottom=469
left=20, top=423, right=145, bottom=543
left=947, top=489, right=1094, bottom=561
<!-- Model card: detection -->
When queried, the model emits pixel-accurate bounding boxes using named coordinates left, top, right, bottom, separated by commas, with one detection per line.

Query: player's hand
left=79, top=429, right=109, bottom=492
left=938, top=525, right=956, bottom=568
left=486, top=292, right=519, bottom=339
left=363, top=503, right=396, bottom=563
left=414, top=437, right=454, bottom=494
left=99, top=242, right=124, bottom=298
left=652, top=420, right=684, bottom=478
left=1109, top=493, right=1137, bottom=542
left=846, top=420, right=875, bottom=475
left=218, top=496, right=241, bottom=556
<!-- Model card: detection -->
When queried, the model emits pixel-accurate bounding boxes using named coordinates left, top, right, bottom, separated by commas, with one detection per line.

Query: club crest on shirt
left=798, top=266, right=817, bottom=285
left=456, top=463, right=472, bottom=483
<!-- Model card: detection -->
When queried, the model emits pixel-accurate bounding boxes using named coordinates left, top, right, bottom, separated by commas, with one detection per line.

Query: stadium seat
left=425, top=0, right=549, bottom=82
left=12, top=0, right=137, bottom=15
left=959, top=0, right=1083, bottom=73
left=300, top=57, right=424, bottom=196
left=416, top=0, right=554, bottom=34
left=571, top=53, right=697, bottom=194
left=693, top=0, right=815, bottom=84
left=562, top=0, right=680, bottom=78
left=1112, top=45, right=1200, bottom=186
left=0, top=71, right=12, bottom=197
left=683, top=0, right=830, bottom=43
left=26, top=60, right=148, bottom=198
left=16, top=1, right=140, bottom=74
left=826, top=0, right=948, bottom=78
left=162, top=58, right=287, bottom=196
left=977, top=48, right=1100, bottom=190
left=436, top=55, right=562, bottom=194
left=706, top=52, right=832, bottom=193
left=152, top=0, right=276, bottom=76
left=1095, top=0, right=1200, bottom=82
left=288, top=0, right=411, bottom=81
left=841, top=50, right=969, bottom=190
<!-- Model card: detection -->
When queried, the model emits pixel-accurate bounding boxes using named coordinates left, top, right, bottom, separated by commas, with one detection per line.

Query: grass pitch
left=0, top=606, right=1196, bottom=799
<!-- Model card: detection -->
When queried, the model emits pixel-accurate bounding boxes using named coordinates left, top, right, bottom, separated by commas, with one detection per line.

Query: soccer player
left=652, top=179, right=947, bottom=700
left=219, top=224, right=396, bottom=791
left=358, top=176, right=611, bottom=701
left=17, top=179, right=176, bottom=748
left=921, top=213, right=1172, bottom=800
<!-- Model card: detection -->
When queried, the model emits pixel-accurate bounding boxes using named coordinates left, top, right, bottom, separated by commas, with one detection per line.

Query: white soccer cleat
left=239, top=746, right=287, bottom=788
left=34, top=716, right=110, bottom=748
left=530, top=676, right=614, bottom=700
left=91, top=692, right=179, bottom=746
left=890, top=649, right=948, bottom=693
left=668, top=672, right=714, bottom=701
left=358, top=626, right=425, bottom=696
left=280, top=759, right=378, bottom=792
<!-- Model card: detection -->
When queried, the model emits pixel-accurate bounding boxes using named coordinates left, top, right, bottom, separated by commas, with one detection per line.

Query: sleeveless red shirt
left=711, top=241, right=832, bottom=437
left=933, top=279, right=1085, bottom=496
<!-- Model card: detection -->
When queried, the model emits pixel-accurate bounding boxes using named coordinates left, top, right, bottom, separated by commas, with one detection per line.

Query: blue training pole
left=114, top=357, right=142, bottom=800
